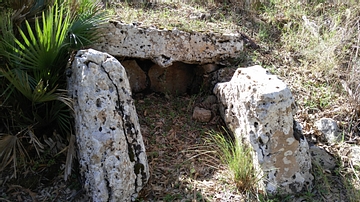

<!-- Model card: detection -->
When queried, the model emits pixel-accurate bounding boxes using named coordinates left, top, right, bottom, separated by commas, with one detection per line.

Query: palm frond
left=0, top=11, right=16, bottom=62
left=0, top=68, right=60, bottom=103
left=8, top=2, right=71, bottom=72
left=67, top=0, right=109, bottom=49
left=0, top=132, right=29, bottom=178
left=27, top=129, right=45, bottom=157
left=4, top=0, right=54, bottom=28
left=64, top=133, right=75, bottom=181
left=0, top=133, right=17, bottom=170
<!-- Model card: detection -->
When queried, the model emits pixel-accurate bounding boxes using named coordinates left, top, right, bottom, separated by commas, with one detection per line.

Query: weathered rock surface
left=349, top=146, right=360, bottom=168
left=198, top=63, right=219, bottom=74
left=192, top=107, right=212, bottom=123
left=148, top=62, right=194, bottom=95
left=121, top=60, right=147, bottom=93
left=94, top=21, right=244, bottom=67
left=315, top=118, right=341, bottom=144
left=67, top=49, right=149, bottom=202
left=201, top=95, right=217, bottom=107
left=211, top=67, right=237, bottom=87
left=214, top=65, right=313, bottom=195
left=309, top=145, right=336, bottom=170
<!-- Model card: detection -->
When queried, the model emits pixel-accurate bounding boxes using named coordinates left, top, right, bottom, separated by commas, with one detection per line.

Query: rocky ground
left=0, top=91, right=246, bottom=202
left=1, top=89, right=359, bottom=202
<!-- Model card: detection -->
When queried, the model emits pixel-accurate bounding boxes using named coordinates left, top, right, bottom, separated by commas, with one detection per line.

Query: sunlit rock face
left=214, top=65, right=313, bottom=195
left=94, top=21, right=244, bottom=67
left=68, top=49, right=149, bottom=202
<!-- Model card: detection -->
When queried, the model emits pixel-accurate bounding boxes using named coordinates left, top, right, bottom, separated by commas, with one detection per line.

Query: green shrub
left=0, top=0, right=108, bottom=176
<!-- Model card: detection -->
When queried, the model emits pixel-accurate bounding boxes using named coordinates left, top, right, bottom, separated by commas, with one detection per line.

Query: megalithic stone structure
left=68, top=49, right=149, bottom=202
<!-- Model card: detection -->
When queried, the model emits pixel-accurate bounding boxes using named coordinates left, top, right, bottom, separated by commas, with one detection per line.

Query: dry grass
left=108, top=0, right=243, bottom=34
left=134, top=93, right=249, bottom=201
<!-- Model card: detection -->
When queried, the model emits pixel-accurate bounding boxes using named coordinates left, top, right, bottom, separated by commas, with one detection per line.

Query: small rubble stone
left=309, top=145, right=336, bottom=170
left=349, top=146, right=360, bottom=168
left=211, top=67, right=237, bottom=87
left=214, top=65, right=313, bottom=195
left=315, top=118, right=341, bottom=144
left=192, top=107, right=212, bottom=123
left=121, top=60, right=147, bottom=93
left=202, top=95, right=217, bottom=106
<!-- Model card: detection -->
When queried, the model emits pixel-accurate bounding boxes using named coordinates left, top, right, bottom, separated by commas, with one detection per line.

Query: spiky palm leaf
left=0, top=1, right=72, bottom=130
left=0, top=11, right=16, bottom=62
left=1, top=0, right=54, bottom=38
left=7, top=1, right=71, bottom=74
left=66, top=0, right=109, bottom=49
left=0, top=0, right=109, bottom=177
left=0, top=68, right=59, bottom=103
left=0, top=132, right=29, bottom=178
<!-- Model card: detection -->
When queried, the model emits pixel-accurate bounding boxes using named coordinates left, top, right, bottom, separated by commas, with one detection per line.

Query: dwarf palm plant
left=0, top=0, right=108, bottom=176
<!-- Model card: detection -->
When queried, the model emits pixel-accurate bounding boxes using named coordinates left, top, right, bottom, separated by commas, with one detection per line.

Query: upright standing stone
left=67, top=49, right=149, bottom=202
left=214, top=65, right=313, bottom=195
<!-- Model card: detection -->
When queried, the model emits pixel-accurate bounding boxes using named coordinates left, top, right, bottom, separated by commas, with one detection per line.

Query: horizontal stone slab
left=94, top=21, right=244, bottom=67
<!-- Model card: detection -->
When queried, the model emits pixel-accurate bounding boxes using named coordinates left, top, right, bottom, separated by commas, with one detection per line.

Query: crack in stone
left=99, top=61, right=146, bottom=193
left=293, top=120, right=304, bottom=142
left=104, top=173, right=111, bottom=202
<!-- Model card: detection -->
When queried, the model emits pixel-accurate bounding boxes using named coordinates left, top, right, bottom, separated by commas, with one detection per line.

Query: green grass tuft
left=206, top=130, right=261, bottom=193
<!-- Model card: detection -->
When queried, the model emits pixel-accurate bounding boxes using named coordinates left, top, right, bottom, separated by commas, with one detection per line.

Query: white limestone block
left=94, top=21, right=244, bottom=67
left=214, top=65, right=313, bottom=195
left=68, top=49, right=149, bottom=202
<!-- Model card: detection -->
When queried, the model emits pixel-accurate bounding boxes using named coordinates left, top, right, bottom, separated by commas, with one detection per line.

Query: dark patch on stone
left=66, top=68, right=72, bottom=77
left=289, top=182, right=301, bottom=193
left=161, top=54, right=171, bottom=61
left=258, top=137, right=264, bottom=145
left=293, top=120, right=304, bottom=142
left=127, top=143, right=135, bottom=162
left=96, top=98, right=101, bottom=108
left=134, top=163, right=144, bottom=175
left=104, top=177, right=112, bottom=201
